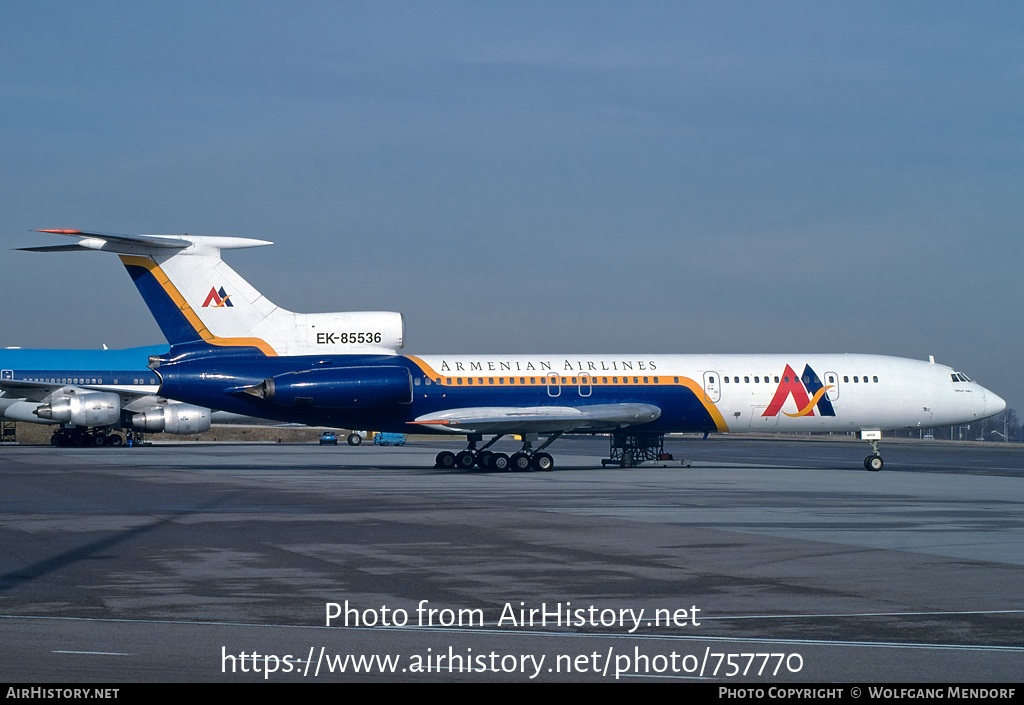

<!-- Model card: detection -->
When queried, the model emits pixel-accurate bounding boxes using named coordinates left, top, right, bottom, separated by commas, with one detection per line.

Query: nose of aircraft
left=984, top=388, right=1007, bottom=418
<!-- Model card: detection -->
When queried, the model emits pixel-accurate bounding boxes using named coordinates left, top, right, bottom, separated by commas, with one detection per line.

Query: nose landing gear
left=862, top=432, right=883, bottom=471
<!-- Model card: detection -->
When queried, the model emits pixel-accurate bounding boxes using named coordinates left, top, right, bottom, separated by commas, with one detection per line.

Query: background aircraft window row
left=19, top=377, right=161, bottom=385
left=27, top=378, right=103, bottom=384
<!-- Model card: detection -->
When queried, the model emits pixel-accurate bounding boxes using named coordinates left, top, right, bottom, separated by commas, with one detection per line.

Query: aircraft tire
left=476, top=451, right=493, bottom=470
left=490, top=453, right=510, bottom=471
left=108, top=434, right=123, bottom=447
left=435, top=451, right=457, bottom=469
left=510, top=452, right=532, bottom=472
left=456, top=451, right=476, bottom=470
left=533, top=453, right=554, bottom=471
left=93, top=434, right=107, bottom=447
left=347, top=433, right=362, bottom=446
left=864, top=455, right=883, bottom=471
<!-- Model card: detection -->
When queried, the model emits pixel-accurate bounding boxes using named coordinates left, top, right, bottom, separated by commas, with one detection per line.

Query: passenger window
left=873, top=376, right=878, bottom=383
left=854, top=376, right=859, bottom=383
left=843, top=376, right=849, bottom=383
left=673, top=377, right=679, bottom=383
left=754, top=376, right=760, bottom=383
left=724, top=377, right=730, bottom=383
left=744, top=376, right=749, bottom=383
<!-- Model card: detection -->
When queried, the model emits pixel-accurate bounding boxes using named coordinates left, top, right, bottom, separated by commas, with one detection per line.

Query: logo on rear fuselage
left=202, top=286, right=233, bottom=308
left=763, top=364, right=835, bottom=417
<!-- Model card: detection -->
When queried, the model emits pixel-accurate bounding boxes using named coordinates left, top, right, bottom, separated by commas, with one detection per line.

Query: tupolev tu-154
left=21, top=229, right=1006, bottom=470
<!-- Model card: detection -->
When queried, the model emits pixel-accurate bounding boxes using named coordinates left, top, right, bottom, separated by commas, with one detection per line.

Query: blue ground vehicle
left=318, top=431, right=338, bottom=446
left=374, top=432, right=406, bottom=446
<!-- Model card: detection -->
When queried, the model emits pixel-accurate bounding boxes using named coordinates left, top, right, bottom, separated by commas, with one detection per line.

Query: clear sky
left=2, top=2, right=1022, bottom=412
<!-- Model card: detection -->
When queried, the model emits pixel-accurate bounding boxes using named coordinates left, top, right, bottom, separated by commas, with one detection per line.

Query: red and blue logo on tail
left=202, top=287, right=233, bottom=308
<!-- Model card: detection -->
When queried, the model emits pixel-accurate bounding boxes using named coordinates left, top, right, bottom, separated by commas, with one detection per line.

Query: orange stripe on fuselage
left=119, top=255, right=278, bottom=357
left=404, top=355, right=730, bottom=432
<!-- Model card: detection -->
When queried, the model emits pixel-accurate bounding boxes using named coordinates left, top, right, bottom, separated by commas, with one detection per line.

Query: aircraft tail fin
left=23, top=230, right=405, bottom=356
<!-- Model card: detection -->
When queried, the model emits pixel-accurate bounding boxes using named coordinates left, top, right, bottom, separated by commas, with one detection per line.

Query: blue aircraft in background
left=0, top=344, right=215, bottom=446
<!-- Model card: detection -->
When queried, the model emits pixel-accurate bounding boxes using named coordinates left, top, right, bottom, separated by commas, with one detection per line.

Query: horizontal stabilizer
left=17, top=244, right=94, bottom=252
left=25, top=229, right=271, bottom=256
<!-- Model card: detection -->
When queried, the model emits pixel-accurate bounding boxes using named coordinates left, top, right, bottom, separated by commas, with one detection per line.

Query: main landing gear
left=50, top=427, right=124, bottom=447
left=435, top=433, right=560, bottom=472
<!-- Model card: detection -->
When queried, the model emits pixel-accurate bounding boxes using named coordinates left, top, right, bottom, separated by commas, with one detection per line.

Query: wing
left=408, top=403, right=661, bottom=435
left=0, top=379, right=157, bottom=404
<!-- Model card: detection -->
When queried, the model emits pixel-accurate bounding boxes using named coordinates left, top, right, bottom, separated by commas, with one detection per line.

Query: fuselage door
left=703, top=371, right=721, bottom=403
left=579, top=373, right=592, bottom=397
left=824, top=371, right=839, bottom=401
left=547, top=372, right=560, bottom=398
left=1, top=369, right=12, bottom=381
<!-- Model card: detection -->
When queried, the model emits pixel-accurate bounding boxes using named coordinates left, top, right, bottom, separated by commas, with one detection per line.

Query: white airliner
left=22, top=229, right=1006, bottom=470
